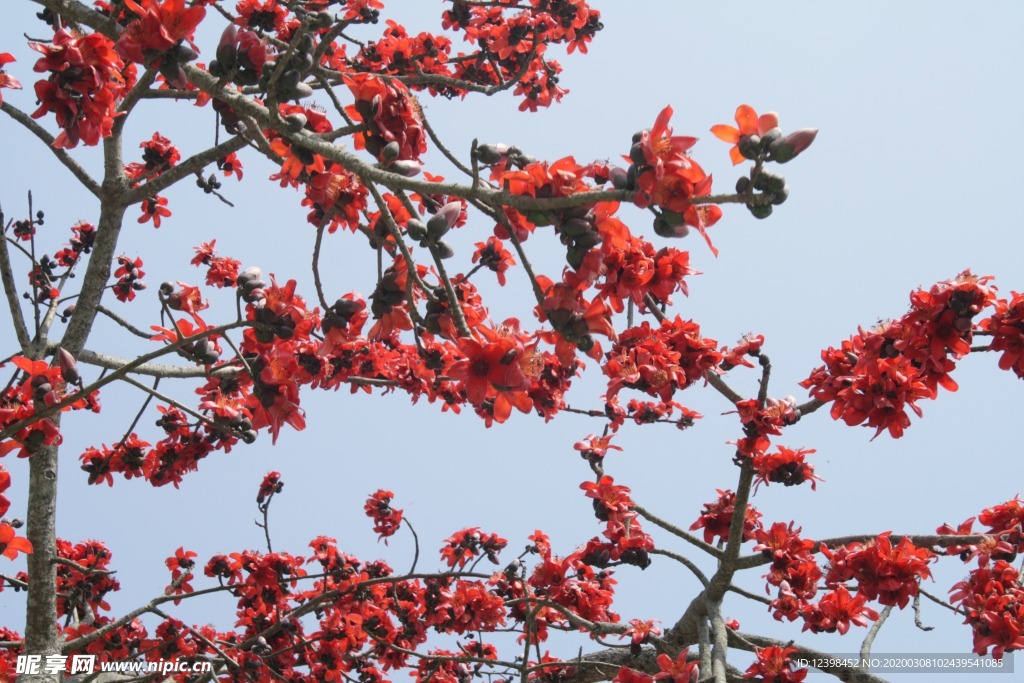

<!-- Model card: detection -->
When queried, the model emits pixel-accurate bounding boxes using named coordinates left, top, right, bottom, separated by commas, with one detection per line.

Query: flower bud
left=388, top=160, right=422, bottom=177
left=284, top=113, right=308, bottom=131
left=172, top=43, right=199, bottom=64
left=237, top=266, right=263, bottom=286
left=769, top=128, right=818, bottom=163
left=57, top=348, right=79, bottom=384
left=738, top=134, right=761, bottom=160
left=560, top=217, right=593, bottom=238
left=653, top=213, right=689, bottom=238
left=291, top=82, right=313, bottom=100
left=770, top=185, right=789, bottom=205
left=216, top=28, right=239, bottom=70
left=296, top=33, right=314, bottom=54
left=427, top=201, right=462, bottom=240
left=609, top=166, right=629, bottom=190
left=406, top=218, right=428, bottom=241
left=433, top=240, right=455, bottom=259
left=377, top=141, right=400, bottom=165
left=476, top=143, right=509, bottom=165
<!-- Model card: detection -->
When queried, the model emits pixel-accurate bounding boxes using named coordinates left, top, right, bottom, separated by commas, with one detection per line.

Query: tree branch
left=122, top=135, right=248, bottom=204
left=0, top=102, right=102, bottom=198
left=0, top=222, right=31, bottom=351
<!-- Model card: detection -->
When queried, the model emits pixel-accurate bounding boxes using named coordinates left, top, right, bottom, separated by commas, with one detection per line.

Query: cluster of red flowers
left=441, top=0, right=601, bottom=110
left=29, top=28, right=131, bottom=148
left=754, top=523, right=820, bottom=621
left=0, top=465, right=31, bottom=561
left=756, top=526, right=922, bottom=636
left=981, top=291, right=1024, bottom=378
left=822, top=534, right=934, bottom=609
left=950, top=560, right=1024, bottom=659
left=581, top=475, right=654, bottom=568
left=743, top=645, right=807, bottom=683
left=801, top=271, right=999, bottom=438
left=614, top=649, right=700, bottom=683
left=190, top=240, right=241, bottom=288
left=364, top=489, right=404, bottom=541
left=56, top=539, right=121, bottom=618
left=112, top=255, right=146, bottom=302
left=439, top=527, right=507, bottom=569
left=630, top=107, right=721, bottom=252
left=690, top=489, right=762, bottom=545
left=256, top=470, right=283, bottom=505
left=732, top=397, right=799, bottom=457
left=344, top=73, right=426, bottom=162
left=0, top=478, right=623, bottom=680
left=53, top=221, right=97, bottom=269
left=0, top=356, right=97, bottom=460
left=751, top=446, right=821, bottom=491
left=939, top=498, right=1024, bottom=659
left=521, top=529, right=619, bottom=641
left=124, top=132, right=180, bottom=183
left=604, top=317, right=722, bottom=404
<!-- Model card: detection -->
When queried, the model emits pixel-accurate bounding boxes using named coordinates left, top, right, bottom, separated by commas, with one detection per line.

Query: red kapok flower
left=0, top=523, right=33, bottom=560
left=710, top=104, right=780, bottom=165
left=743, top=645, right=807, bottom=682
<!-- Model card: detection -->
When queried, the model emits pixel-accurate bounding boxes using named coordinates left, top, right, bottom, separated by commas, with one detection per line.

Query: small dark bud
left=433, top=240, right=455, bottom=259
left=770, top=185, right=790, bottom=205
left=284, top=113, right=308, bottom=131
left=738, top=135, right=761, bottom=160
left=759, top=127, right=783, bottom=152
left=389, top=160, right=422, bottom=177
left=629, top=142, right=646, bottom=167
left=406, top=218, right=428, bottom=241
left=296, top=34, right=315, bottom=54
left=379, top=140, right=400, bottom=164
left=291, top=82, right=313, bottom=100
left=609, top=166, right=629, bottom=190
left=476, top=143, right=510, bottom=165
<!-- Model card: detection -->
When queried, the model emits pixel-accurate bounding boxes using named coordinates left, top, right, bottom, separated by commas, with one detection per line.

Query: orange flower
left=710, top=105, right=779, bottom=165
left=0, top=523, right=33, bottom=560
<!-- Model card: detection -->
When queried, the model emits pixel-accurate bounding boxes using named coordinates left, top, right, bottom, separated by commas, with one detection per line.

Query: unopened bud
left=284, top=113, right=308, bottom=131
left=476, top=143, right=510, bottom=165
left=406, top=218, right=428, bottom=241
left=769, top=128, right=818, bottom=163
left=609, top=166, right=630, bottom=190
left=388, top=160, right=422, bottom=177
left=378, top=140, right=400, bottom=164
left=57, top=348, right=79, bottom=384
left=426, top=201, right=462, bottom=239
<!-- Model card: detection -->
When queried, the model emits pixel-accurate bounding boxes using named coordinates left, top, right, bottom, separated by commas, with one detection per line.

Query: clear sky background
left=1, top=2, right=1023, bottom=681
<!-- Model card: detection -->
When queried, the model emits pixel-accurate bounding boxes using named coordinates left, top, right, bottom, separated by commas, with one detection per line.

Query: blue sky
left=1, top=1, right=1023, bottom=680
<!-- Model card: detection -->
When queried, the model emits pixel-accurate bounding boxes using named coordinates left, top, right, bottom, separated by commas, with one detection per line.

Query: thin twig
left=859, top=605, right=892, bottom=663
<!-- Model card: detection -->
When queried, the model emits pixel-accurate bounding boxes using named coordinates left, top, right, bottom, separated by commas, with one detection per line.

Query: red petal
left=734, top=105, right=759, bottom=135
